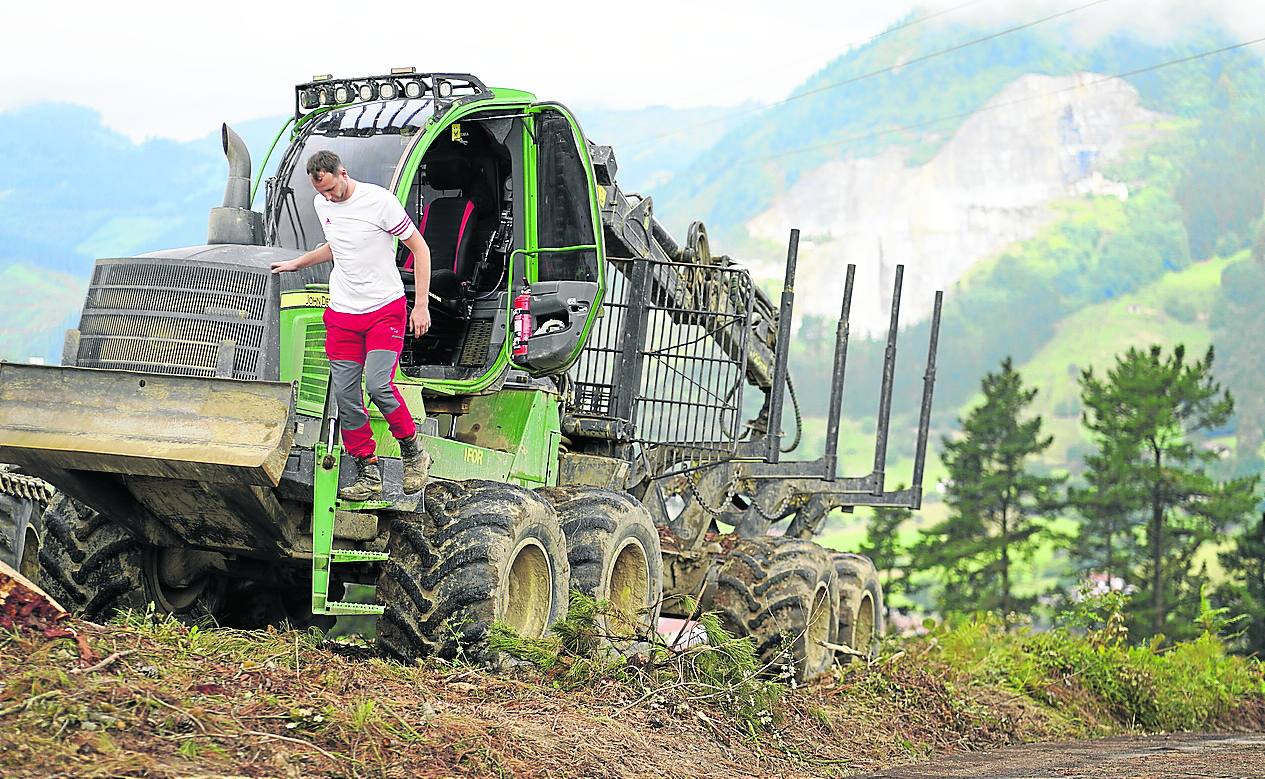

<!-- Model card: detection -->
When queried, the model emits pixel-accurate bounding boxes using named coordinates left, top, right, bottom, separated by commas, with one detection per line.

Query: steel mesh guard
left=568, top=257, right=752, bottom=460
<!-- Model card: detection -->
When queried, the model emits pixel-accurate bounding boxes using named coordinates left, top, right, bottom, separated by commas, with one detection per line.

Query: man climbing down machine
left=271, top=150, right=432, bottom=501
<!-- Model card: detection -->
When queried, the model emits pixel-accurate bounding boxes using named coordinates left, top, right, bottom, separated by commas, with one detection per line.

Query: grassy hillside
left=570, top=103, right=758, bottom=193
left=990, top=252, right=1231, bottom=470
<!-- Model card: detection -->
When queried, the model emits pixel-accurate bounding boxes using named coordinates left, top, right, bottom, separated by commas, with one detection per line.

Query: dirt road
left=856, top=732, right=1265, bottom=778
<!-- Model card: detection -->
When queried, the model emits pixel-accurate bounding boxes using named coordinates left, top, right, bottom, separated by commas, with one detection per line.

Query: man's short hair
left=306, top=150, right=342, bottom=178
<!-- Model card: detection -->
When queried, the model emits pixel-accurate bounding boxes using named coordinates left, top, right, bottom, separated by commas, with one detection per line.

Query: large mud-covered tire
left=0, top=472, right=51, bottom=581
left=539, top=486, right=664, bottom=638
left=0, top=494, right=42, bottom=580
left=38, top=494, right=149, bottom=620
left=834, top=552, right=884, bottom=660
left=375, top=480, right=570, bottom=665
left=708, top=536, right=839, bottom=681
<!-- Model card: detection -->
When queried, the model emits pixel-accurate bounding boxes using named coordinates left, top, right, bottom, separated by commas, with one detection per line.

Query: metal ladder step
left=323, top=601, right=386, bottom=616
left=337, top=499, right=391, bottom=510
left=331, top=549, right=390, bottom=564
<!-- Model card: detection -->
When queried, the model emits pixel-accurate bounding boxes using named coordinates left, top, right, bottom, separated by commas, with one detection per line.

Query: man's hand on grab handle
left=271, top=244, right=333, bottom=274
left=410, top=305, right=431, bottom=337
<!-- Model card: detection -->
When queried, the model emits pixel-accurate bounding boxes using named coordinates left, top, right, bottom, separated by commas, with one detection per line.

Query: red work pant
left=323, top=295, right=417, bottom=458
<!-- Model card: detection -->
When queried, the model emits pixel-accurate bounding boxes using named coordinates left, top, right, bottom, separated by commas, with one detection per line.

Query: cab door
left=516, top=104, right=605, bottom=375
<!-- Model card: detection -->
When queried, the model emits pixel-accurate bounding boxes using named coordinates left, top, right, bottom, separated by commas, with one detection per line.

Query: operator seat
left=404, top=158, right=487, bottom=300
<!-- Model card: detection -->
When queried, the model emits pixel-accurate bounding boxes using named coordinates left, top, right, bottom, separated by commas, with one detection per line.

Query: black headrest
left=425, top=158, right=470, bottom=191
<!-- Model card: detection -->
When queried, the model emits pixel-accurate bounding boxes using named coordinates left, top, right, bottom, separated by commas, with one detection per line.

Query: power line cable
left=785, top=0, right=1109, bottom=107
left=753, top=35, right=1265, bottom=163
left=628, top=0, right=1108, bottom=148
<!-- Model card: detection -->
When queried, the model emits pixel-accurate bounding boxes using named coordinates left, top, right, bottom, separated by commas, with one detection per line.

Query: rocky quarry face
left=745, top=73, right=1166, bottom=337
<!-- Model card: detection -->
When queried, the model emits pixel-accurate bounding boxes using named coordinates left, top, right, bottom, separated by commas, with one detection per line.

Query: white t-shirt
left=313, top=182, right=417, bottom=314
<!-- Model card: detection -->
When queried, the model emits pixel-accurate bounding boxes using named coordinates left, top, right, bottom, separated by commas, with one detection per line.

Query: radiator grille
left=76, top=260, right=270, bottom=380
left=92, top=262, right=267, bottom=297
left=86, top=287, right=267, bottom=320
left=80, top=314, right=261, bottom=346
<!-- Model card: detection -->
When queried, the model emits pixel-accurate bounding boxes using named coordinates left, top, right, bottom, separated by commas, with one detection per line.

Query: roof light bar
left=292, top=72, right=491, bottom=122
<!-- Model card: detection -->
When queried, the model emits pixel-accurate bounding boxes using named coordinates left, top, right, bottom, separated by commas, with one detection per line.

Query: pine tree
left=859, top=497, right=911, bottom=621
left=1210, top=256, right=1265, bottom=477
left=1071, top=437, right=1146, bottom=590
left=1078, top=344, right=1258, bottom=639
left=1217, top=512, right=1265, bottom=654
left=914, top=358, right=1062, bottom=617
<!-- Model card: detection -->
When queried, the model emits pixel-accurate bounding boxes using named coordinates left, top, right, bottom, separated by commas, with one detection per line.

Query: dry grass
left=1, top=603, right=1261, bottom=779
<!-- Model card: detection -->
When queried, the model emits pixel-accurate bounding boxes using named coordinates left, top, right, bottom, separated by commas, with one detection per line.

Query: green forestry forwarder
left=0, top=70, right=942, bottom=680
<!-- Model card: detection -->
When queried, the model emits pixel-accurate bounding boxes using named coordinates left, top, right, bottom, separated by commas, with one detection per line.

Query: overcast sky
left=3, top=0, right=915, bottom=142
left=4, top=0, right=1261, bottom=143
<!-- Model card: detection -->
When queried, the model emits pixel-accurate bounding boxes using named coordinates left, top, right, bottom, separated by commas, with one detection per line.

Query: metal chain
left=748, top=490, right=797, bottom=522
left=684, top=471, right=737, bottom=517
left=685, top=468, right=797, bottom=523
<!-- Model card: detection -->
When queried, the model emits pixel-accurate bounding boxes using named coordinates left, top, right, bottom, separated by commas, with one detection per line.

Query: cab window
left=535, top=110, right=597, bottom=283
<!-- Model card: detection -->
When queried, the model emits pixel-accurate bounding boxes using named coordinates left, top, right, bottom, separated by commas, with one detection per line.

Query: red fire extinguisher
left=512, top=286, right=532, bottom=358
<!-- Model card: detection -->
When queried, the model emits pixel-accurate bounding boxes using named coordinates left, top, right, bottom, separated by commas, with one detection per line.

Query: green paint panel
left=450, top=388, right=561, bottom=486
left=420, top=435, right=515, bottom=482
left=310, top=441, right=340, bottom=615
left=280, top=297, right=331, bottom=417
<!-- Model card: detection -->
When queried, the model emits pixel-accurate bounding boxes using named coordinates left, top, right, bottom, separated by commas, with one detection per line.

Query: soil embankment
left=2, top=567, right=1261, bottom=778
left=856, top=732, right=1265, bottom=778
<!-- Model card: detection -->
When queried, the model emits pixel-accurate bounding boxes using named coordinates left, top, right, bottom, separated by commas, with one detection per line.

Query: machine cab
left=266, top=72, right=605, bottom=393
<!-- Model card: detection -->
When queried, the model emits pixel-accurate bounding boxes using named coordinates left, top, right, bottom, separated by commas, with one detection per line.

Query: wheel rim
left=19, top=526, right=39, bottom=581
left=504, top=539, right=553, bottom=638
left=607, top=539, right=649, bottom=631
left=804, top=583, right=832, bottom=672
left=854, top=592, right=876, bottom=657
left=144, top=549, right=211, bottom=613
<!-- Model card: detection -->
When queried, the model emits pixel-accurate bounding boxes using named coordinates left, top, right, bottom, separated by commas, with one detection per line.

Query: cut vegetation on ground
left=2, top=570, right=1261, bottom=779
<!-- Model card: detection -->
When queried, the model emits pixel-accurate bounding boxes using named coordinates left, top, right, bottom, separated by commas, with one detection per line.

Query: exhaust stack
left=207, top=124, right=264, bottom=245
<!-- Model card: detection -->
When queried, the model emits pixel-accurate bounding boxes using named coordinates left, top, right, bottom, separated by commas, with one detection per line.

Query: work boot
left=339, top=455, right=382, bottom=502
left=398, top=433, right=431, bottom=494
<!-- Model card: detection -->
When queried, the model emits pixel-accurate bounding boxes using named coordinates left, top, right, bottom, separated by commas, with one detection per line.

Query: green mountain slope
left=651, top=21, right=1265, bottom=244
left=0, top=264, right=88, bottom=363
left=1014, top=253, right=1230, bottom=468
